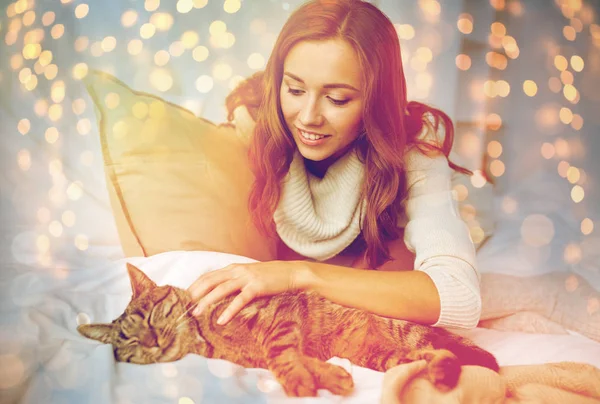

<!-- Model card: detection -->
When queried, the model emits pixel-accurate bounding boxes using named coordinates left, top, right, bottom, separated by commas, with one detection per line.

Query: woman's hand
left=187, top=260, right=308, bottom=325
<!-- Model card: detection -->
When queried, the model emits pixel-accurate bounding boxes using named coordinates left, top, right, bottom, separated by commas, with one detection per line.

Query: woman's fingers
left=188, top=265, right=237, bottom=301
left=192, top=277, right=244, bottom=316
left=217, top=287, right=257, bottom=325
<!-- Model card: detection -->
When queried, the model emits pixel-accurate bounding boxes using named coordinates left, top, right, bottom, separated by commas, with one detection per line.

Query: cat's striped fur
left=78, top=263, right=499, bottom=397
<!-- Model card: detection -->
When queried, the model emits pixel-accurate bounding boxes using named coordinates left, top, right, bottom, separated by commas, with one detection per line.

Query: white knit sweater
left=234, top=106, right=482, bottom=329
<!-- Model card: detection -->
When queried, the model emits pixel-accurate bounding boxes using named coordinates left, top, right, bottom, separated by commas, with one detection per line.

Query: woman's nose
left=299, top=98, right=323, bottom=126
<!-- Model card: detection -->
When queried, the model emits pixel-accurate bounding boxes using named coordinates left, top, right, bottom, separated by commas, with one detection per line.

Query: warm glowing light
left=495, top=80, right=510, bottom=97
left=72, top=99, right=86, bottom=115
left=42, top=11, right=56, bottom=26
left=18, top=119, right=30, bottom=135
left=486, top=113, right=502, bottom=130
left=395, top=24, right=415, bottom=40
left=150, top=12, right=174, bottom=31
left=487, top=140, right=502, bottom=158
left=571, top=114, right=583, bottom=130
left=209, top=21, right=227, bottom=36
left=73, top=63, right=89, bottom=80
left=150, top=69, right=174, bottom=92
left=145, top=0, right=160, bottom=12
left=502, top=196, right=518, bottom=214
left=154, top=50, right=170, bottom=66
left=521, top=214, right=554, bottom=247
left=554, top=138, right=570, bottom=158
left=34, top=99, right=49, bottom=117
left=51, top=81, right=66, bottom=103
left=75, top=4, right=89, bottom=19
left=247, top=53, right=265, bottom=70
left=140, top=23, right=156, bottom=39
left=132, top=102, right=149, bottom=120
left=560, top=70, right=574, bottom=85
left=77, top=118, right=91, bottom=135
left=45, top=127, right=60, bottom=143
left=570, top=55, right=584, bottom=72
left=571, top=185, right=584, bottom=203
left=177, top=0, right=194, bottom=13
left=567, top=166, right=580, bottom=184
left=523, top=80, right=537, bottom=96
left=564, top=243, right=582, bottom=265
left=23, top=10, right=35, bottom=26
left=548, top=77, right=562, bottom=93
left=48, top=104, right=63, bottom=122
left=212, top=62, right=232, bottom=81
left=18, top=149, right=31, bottom=171
left=563, top=84, right=577, bottom=101
left=224, top=0, right=241, bottom=13
left=554, top=55, right=568, bottom=71
left=489, top=160, right=505, bottom=177
left=51, top=24, right=65, bottom=39
left=128, top=39, right=143, bottom=55
left=455, top=54, right=471, bottom=70
left=196, top=75, right=214, bottom=93
left=486, top=52, right=508, bottom=70
left=74, top=36, right=89, bottom=52
left=456, top=13, right=473, bottom=35
left=490, top=0, right=505, bottom=10
left=563, top=25, right=576, bottom=41
left=193, top=46, right=209, bottom=62
left=581, top=218, right=594, bottom=235
left=104, top=93, right=120, bottom=110
left=181, top=31, right=199, bottom=48
left=122, top=10, right=138, bottom=27
left=22, top=43, right=41, bottom=59
left=62, top=211, right=76, bottom=227
left=559, top=107, right=573, bottom=124
left=491, top=22, right=506, bottom=37
left=101, top=36, right=117, bottom=52
left=541, top=142, right=555, bottom=159
left=470, top=170, right=487, bottom=188
left=11, top=55, right=23, bottom=71
left=484, top=80, right=497, bottom=97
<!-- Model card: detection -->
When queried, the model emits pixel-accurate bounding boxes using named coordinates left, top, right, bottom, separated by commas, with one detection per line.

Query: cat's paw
left=272, top=357, right=354, bottom=397
left=425, top=349, right=461, bottom=389
left=276, top=362, right=318, bottom=397
left=306, top=359, right=354, bottom=396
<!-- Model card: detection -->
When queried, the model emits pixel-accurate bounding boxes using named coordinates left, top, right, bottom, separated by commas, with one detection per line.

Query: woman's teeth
left=300, top=130, right=326, bottom=140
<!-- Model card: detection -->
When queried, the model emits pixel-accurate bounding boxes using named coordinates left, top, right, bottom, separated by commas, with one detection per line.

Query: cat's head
left=77, top=263, right=207, bottom=364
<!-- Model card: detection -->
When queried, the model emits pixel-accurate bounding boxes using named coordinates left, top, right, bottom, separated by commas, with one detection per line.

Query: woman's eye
left=287, top=87, right=349, bottom=106
left=329, top=98, right=349, bottom=106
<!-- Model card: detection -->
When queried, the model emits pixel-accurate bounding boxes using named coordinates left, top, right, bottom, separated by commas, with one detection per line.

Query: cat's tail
left=431, top=331, right=500, bottom=372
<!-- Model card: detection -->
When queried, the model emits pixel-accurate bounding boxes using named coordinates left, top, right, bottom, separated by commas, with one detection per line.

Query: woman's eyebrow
left=284, top=71, right=360, bottom=92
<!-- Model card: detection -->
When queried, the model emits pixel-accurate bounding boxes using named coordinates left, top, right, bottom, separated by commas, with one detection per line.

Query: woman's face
left=280, top=39, right=364, bottom=163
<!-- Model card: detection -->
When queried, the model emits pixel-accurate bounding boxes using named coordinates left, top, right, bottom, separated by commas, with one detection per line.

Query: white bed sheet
left=3, top=250, right=600, bottom=404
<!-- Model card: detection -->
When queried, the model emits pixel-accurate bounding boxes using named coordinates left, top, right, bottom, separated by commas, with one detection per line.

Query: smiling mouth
left=297, top=128, right=331, bottom=141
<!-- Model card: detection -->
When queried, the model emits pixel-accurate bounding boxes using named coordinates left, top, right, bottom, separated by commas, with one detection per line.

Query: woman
left=188, top=0, right=481, bottom=331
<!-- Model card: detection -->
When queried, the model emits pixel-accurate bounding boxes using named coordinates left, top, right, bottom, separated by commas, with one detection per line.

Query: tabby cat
left=78, top=263, right=499, bottom=397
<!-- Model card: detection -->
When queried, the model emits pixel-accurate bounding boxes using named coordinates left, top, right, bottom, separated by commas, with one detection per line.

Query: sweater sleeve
left=401, top=144, right=482, bottom=329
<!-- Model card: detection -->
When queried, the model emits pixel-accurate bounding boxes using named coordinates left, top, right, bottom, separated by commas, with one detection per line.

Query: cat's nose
left=140, top=329, right=158, bottom=348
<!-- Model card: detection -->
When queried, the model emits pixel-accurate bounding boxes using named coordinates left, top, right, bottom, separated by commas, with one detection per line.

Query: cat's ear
left=126, top=263, right=157, bottom=298
left=77, top=323, right=114, bottom=344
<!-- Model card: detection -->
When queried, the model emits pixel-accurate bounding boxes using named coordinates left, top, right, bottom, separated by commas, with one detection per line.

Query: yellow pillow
left=85, top=70, right=277, bottom=261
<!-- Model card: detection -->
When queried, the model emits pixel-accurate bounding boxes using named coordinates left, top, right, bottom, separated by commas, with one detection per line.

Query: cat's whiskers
left=174, top=303, right=196, bottom=325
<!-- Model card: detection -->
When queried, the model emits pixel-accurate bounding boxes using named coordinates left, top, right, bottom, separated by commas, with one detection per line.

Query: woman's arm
left=296, top=261, right=442, bottom=325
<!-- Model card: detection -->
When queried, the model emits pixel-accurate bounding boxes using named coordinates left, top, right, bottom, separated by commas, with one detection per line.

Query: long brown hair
left=226, top=0, right=472, bottom=268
